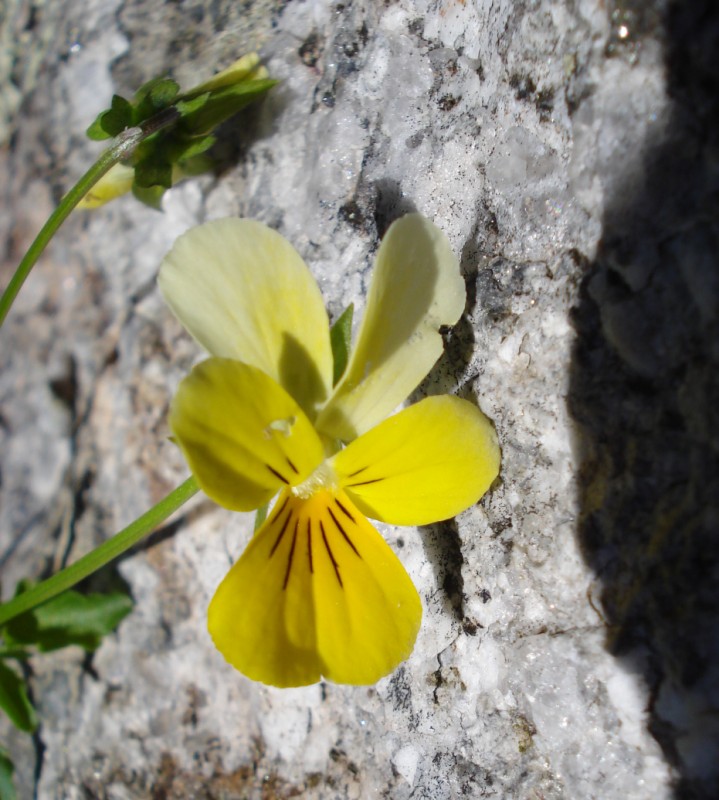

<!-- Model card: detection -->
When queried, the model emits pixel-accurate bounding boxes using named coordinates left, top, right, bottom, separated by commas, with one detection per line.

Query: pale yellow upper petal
left=169, top=358, right=325, bottom=512
left=158, top=219, right=333, bottom=419
left=332, top=395, right=500, bottom=526
left=316, top=214, right=464, bottom=441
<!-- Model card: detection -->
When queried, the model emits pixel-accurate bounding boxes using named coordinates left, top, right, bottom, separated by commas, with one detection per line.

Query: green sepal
left=330, top=304, right=354, bottom=385
left=2, top=585, right=133, bottom=653
left=86, top=94, right=134, bottom=140
left=179, top=78, right=278, bottom=135
left=133, top=158, right=173, bottom=189
left=176, top=154, right=214, bottom=177
left=86, top=115, right=113, bottom=141
left=175, top=92, right=211, bottom=118
left=0, top=662, right=37, bottom=733
left=131, top=182, right=167, bottom=210
left=0, top=747, right=16, bottom=800
left=165, top=133, right=216, bottom=164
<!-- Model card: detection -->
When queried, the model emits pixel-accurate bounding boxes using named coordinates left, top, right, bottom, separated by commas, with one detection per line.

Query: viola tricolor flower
left=158, top=214, right=499, bottom=687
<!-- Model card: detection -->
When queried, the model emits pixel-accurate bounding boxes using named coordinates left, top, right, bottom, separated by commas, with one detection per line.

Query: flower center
left=291, top=460, right=338, bottom=499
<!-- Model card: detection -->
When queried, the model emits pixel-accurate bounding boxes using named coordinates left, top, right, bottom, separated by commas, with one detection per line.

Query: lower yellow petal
left=207, top=489, right=421, bottom=687
left=170, top=358, right=324, bottom=511
left=208, top=491, right=319, bottom=687
left=332, top=395, right=500, bottom=525
left=311, top=490, right=422, bottom=685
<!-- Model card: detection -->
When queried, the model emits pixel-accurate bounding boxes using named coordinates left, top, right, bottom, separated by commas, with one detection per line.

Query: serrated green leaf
left=179, top=78, right=277, bottom=135
left=0, top=662, right=37, bottom=733
left=35, top=592, right=132, bottom=646
left=330, top=304, right=354, bottom=385
left=4, top=589, right=133, bottom=653
left=134, top=158, right=173, bottom=189
left=0, top=748, right=16, bottom=800
left=131, top=182, right=166, bottom=210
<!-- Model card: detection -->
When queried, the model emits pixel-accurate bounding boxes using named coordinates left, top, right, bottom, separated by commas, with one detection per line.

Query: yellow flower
left=158, top=214, right=500, bottom=687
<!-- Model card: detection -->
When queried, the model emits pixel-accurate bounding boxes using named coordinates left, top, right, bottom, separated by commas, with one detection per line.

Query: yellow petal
left=185, top=53, right=268, bottom=96
left=169, top=358, right=325, bottom=511
left=317, top=214, right=464, bottom=441
left=208, top=489, right=421, bottom=687
left=76, top=163, right=135, bottom=209
left=332, top=396, right=500, bottom=525
left=158, top=219, right=333, bottom=419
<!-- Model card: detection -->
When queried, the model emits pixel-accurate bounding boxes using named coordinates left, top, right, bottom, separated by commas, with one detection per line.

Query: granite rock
left=1, top=0, right=717, bottom=797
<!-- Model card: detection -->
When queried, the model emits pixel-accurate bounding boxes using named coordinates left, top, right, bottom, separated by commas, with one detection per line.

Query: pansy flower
left=158, top=214, right=499, bottom=687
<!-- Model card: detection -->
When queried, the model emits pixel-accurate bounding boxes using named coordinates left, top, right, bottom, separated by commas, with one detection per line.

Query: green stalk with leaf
left=0, top=53, right=276, bottom=327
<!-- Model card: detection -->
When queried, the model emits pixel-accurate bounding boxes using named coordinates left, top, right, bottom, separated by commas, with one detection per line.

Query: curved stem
left=0, top=476, right=199, bottom=627
left=0, top=110, right=178, bottom=329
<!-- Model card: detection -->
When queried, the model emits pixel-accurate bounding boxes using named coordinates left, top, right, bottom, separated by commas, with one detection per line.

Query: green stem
left=0, top=108, right=179, bottom=329
left=0, top=476, right=199, bottom=627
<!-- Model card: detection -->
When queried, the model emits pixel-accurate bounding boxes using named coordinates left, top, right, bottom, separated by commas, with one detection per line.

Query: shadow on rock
left=568, top=2, right=719, bottom=797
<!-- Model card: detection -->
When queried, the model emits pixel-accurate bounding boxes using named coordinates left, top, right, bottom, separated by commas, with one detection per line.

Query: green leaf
left=133, top=158, right=173, bottom=189
left=0, top=662, right=37, bottom=733
left=179, top=78, right=277, bottom=135
left=4, top=589, right=133, bottom=653
left=0, top=747, right=17, bottom=800
left=330, top=304, right=354, bottom=385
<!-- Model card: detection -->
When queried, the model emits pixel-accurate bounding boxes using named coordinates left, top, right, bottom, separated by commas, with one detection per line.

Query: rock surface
left=1, top=0, right=717, bottom=798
